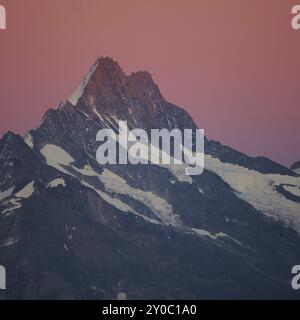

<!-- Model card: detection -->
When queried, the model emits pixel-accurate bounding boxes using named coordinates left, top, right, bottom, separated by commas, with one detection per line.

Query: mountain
left=0, top=57, right=300, bottom=299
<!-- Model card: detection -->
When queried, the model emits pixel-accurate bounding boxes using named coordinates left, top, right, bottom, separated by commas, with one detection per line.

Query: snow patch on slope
left=0, top=237, right=18, bottom=248
left=292, top=168, right=300, bottom=175
left=205, top=155, right=300, bottom=232
left=74, top=164, right=96, bottom=176
left=1, top=181, right=35, bottom=215
left=283, top=185, right=300, bottom=198
left=0, top=186, right=15, bottom=201
left=192, top=228, right=244, bottom=247
left=40, top=144, right=74, bottom=174
left=161, top=164, right=193, bottom=184
left=47, top=178, right=66, bottom=188
left=192, top=229, right=236, bottom=242
left=80, top=180, right=159, bottom=224
left=74, top=165, right=177, bottom=225
left=68, top=60, right=99, bottom=106
left=24, top=133, right=34, bottom=149
left=15, top=181, right=35, bottom=198
left=99, top=169, right=179, bottom=226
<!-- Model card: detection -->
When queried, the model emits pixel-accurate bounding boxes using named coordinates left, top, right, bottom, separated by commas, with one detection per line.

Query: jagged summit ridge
left=68, top=56, right=163, bottom=109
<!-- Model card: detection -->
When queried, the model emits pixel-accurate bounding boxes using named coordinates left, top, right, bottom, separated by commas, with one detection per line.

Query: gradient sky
left=0, top=0, right=299, bottom=166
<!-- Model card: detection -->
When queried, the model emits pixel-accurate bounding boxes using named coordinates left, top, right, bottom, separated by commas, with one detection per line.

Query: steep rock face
left=0, top=132, right=42, bottom=195
left=70, top=57, right=164, bottom=131
left=0, top=57, right=300, bottom=299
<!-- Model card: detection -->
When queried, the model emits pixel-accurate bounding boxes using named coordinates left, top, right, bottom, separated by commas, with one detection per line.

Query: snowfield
left=205, top=155, right=300, bottom=232
left=38, top=143, right=300, bottom=234
left=40, top=144, right=74, bottom=174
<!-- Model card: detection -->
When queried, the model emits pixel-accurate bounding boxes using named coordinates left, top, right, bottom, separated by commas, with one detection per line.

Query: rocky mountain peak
left=68, top=57, right=164, bottom=119
left=68, top=57, right=125, bottom=106
left=126, top=70, right=163, bottom=102
left=0, top=131, right=26, bottom=151
left=92, top=56, right=127, bottom=87
left=1, top=56, right=300, bottom=300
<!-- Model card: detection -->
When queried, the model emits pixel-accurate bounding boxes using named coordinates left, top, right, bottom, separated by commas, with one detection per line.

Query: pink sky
left=0, top=0, right=299, bottom=166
